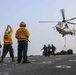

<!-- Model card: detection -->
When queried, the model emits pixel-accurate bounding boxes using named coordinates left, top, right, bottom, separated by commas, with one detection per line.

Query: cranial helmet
left=20, top=21, right=26, bottom=27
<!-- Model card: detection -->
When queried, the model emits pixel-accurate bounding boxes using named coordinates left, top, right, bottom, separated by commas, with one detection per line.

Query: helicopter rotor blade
left=51, top=25, right=57, bottom=30
left=66, top=17, right=76, bottom=21
left=67, top=22, right=76, bottom=25
left=61, top=9, right=65, bottom=21
left=39, top=21, right=59, bottom=23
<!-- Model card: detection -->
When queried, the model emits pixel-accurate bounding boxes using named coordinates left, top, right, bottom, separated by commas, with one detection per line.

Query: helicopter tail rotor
left=52, top=25, right=56, bottom=30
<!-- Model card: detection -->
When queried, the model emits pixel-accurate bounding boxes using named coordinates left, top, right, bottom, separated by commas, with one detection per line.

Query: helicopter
left=39, top=9, right=76, bottom=37
left=54, top=21, right=76, bottom=37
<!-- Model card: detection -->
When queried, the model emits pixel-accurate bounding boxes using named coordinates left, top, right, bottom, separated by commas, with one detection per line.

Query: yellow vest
left=4, top=27, right=13, bottom=44
left=15, top=27, right=30, bottom=41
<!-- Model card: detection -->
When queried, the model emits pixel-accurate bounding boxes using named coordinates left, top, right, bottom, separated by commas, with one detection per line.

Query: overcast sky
left=0, top=0, right=76, bottom=56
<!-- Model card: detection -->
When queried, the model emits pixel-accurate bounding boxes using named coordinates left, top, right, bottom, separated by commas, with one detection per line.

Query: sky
left=0, top=0, right=76, bottom=56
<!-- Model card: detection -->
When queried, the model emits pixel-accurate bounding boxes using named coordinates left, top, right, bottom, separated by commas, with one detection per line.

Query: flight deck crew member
left=0, top=25, right=15, bottom=62
left=47, top=44, right=51, bottom=57
left=51, top=44, right=56, bottom=56
left=15, top=21, right=30, bottom=63
left=41, top=44, right=48, bottom=57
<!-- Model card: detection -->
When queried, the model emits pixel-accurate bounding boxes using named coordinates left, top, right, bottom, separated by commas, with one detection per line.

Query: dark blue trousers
left=2, top=44, right=14, bottom=58
left=17, top=40, right=28, bottom=62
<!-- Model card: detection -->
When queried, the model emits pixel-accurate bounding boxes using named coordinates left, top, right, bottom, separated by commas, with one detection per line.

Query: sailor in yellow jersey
left=0, top=25, right=15, bottom=62
left=15, top=21, right=30, bottom=63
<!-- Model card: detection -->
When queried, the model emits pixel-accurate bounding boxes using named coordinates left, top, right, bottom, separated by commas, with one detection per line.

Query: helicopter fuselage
left=56, top=22, right=75, bottom=37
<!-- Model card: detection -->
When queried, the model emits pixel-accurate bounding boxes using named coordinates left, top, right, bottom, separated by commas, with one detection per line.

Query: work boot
left=23, top=60, right=31, bottom=63
left=12, top=58, right=15, bottom=62
left=17, top=61, right=21, bottom=64
left=17, top=59, right=21, bottom=64
left=0, top=58, right=3, bottom=63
